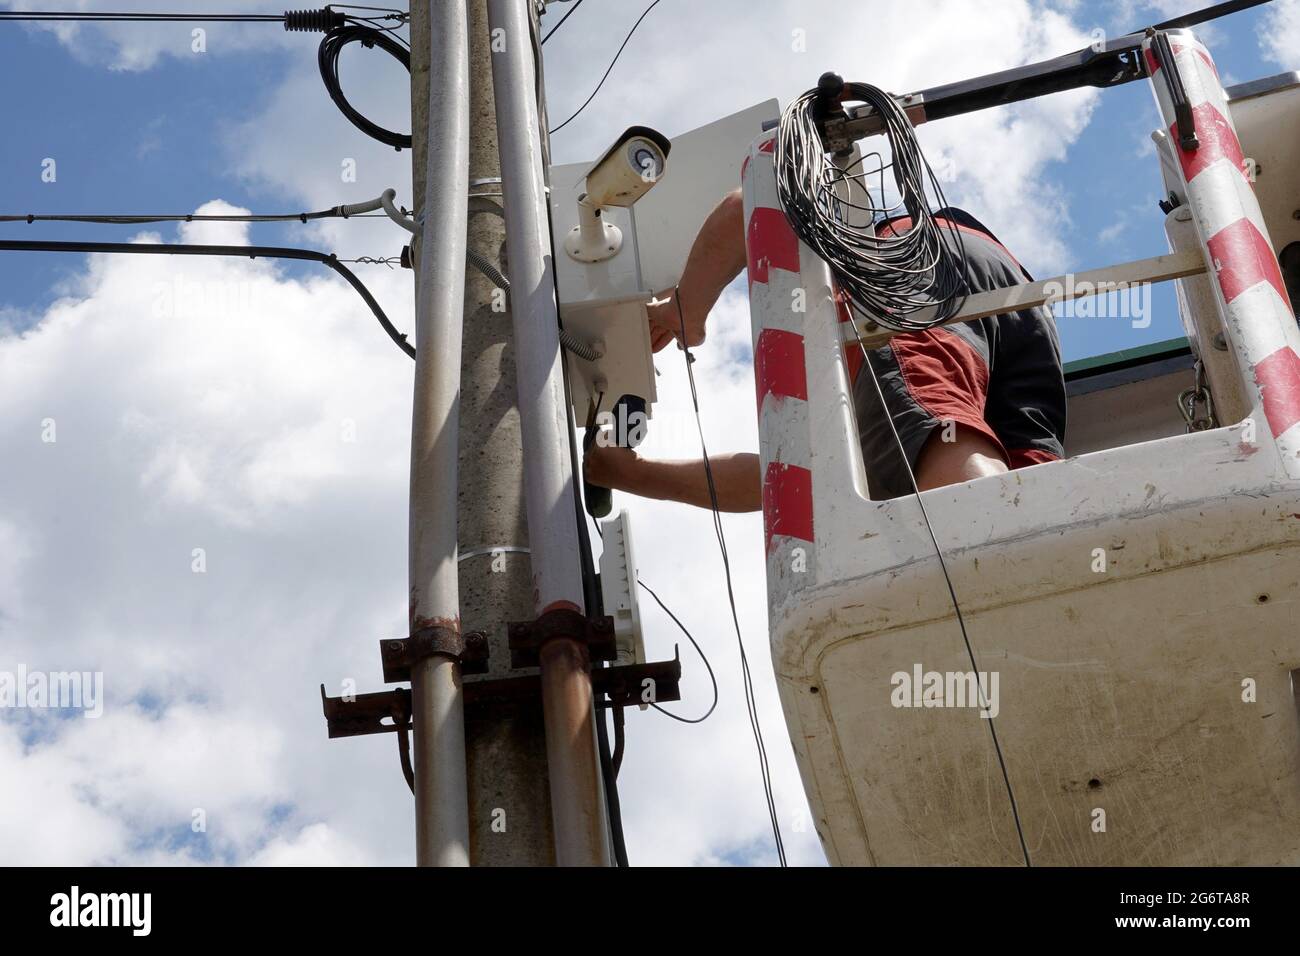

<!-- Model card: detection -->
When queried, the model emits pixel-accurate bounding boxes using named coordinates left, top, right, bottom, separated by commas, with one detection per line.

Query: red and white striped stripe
left=742, top=134, right=817, bottom=589
left=1146, top=31, right=1300, bottom=468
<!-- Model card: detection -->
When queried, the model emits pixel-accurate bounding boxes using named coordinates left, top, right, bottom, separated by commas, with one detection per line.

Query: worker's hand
left=584, top=442, right=639, bottom=490
left=647, top=287, right=706, bottom=353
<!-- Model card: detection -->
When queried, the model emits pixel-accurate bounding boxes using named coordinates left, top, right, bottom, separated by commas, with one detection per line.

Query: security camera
left=565, top=125, right=671, bottom=264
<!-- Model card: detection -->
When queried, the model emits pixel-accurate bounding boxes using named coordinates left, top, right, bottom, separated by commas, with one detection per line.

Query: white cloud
left=0, top=211, right=417, bottom=865
left=1260, top=0, right=1300, bottom=67
left=247, top=822, right=375, bottom=866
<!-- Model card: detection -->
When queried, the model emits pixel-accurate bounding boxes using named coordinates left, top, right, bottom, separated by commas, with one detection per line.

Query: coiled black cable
left=774, top=81, right=969, bottom=332
left=317, top=24, right=412, bottom=150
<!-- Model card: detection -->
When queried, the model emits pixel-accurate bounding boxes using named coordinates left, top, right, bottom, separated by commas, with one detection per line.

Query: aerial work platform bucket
left=744, top=30, right=1300, bottom=865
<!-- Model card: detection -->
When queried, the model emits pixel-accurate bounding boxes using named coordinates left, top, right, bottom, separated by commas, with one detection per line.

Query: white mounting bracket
left=564, top=196, right=623, bottom=263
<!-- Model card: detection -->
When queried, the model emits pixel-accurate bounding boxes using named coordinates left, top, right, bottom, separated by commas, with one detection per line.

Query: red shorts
left=848, top=216, right=1067, bottom=499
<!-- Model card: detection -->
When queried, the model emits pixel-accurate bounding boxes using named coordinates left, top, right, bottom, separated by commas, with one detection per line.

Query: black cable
left=585, top=505, right=719, bottom=727
left=1153, top=0, right=1275, bottom=30
left=396, top=723, right=416, bottom=794
left=673, top=287, right=787, bottom=867
left=775, top=81, right=969, bottom=333
left=611, top=704, right=626, bottom=776
left=0, top=238, right=414, bottom=359
left=585, top=509, right=718, bottom=726
left=0, top=10, right=284, bottom=21
left=637, top=579, right=718, bottom=724
left=540, top=0, right=584, bottom=44
left=841, top=306, right=1032, bottom=868
left=318, top=23, right=412, bottom=149
left=548, top=0, right=664, bottom=135
left=1, top=208, right=390, bottom=225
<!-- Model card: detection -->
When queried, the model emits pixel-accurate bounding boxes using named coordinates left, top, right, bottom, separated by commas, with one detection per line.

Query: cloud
left=1260, top=0, right=1300, bottom=67
left=0, top=209, right=418, bottom=865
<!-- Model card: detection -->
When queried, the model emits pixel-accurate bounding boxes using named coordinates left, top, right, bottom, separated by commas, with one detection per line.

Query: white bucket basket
left=742, top=30, right=1300, bottom=865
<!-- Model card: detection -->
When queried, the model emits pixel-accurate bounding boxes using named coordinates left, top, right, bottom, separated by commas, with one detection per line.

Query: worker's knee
left=914, top=422, right=1008, bottom=491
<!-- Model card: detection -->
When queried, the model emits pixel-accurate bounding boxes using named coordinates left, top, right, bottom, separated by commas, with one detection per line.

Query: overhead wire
left=0, top=9, right=284, bottom=21
left=547, top=0, right=663, bottom=135
left=0, top=238, right=415, bottom=358
left=672, top=287, right=787, bottom=867
left=540, top=0, right=584, bottom=44
left=1, top=208, right=396, bottom=225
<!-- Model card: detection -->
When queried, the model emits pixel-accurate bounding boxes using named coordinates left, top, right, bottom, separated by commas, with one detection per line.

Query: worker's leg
left=854, top=325, right=1009, bottom=499
left=914, top=423, right=1008, bottom=491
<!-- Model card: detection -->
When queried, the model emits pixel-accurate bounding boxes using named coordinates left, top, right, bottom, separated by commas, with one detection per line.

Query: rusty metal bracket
left=506, top=607, right=617, bottom=669
left=320, top=685, right=411, bottom=738
left=593, top=655, right=682, bottom=709
left=380, top=627, right=489, bottom=683
left=321, top=656, right=683, bottom=737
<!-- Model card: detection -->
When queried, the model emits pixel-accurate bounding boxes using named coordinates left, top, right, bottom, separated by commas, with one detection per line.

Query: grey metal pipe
left=409, top=0, right=471, bottom=868
left=487, top=0, right=610, bottom=866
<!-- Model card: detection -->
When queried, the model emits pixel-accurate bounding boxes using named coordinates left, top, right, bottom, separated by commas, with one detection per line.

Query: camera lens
left=628, top=139, right=662, bottom=178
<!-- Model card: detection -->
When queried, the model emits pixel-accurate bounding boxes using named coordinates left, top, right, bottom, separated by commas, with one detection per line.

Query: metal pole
left=409, top=0, right=471, bottom=868
left=487, top=0, right=610, bottom=866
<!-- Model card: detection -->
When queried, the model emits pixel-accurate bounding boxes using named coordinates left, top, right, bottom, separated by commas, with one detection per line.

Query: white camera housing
left=564, top=126, right=671, bottom=264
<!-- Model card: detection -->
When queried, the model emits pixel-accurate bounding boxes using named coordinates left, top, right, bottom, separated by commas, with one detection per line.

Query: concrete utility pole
left=410, top=0, right=608, bottom=866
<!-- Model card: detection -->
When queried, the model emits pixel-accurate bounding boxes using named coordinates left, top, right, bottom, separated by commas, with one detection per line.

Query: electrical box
left=549, top=99, right=781, bottom=418
left=597, top=509, right=644, bottom=671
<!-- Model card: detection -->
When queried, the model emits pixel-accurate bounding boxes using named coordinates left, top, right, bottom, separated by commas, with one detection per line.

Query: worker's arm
left=648, top=188, right=747, bottom=352
left=584, top=444, right=761, bottom=513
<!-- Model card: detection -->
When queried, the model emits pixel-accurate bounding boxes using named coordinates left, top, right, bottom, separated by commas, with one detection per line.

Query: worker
left=583, top=188, right=1067, bottom=510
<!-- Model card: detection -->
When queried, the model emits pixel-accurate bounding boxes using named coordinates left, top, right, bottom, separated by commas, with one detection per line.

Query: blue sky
left=0, top=0, right=1296, bottom=868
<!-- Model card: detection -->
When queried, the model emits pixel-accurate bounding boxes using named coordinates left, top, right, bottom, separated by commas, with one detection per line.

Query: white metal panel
left=597, top=510, right=645, bottom=669
left=632, top=99, right=780, bottom=294
left=550, top=100, right=780, bottom=417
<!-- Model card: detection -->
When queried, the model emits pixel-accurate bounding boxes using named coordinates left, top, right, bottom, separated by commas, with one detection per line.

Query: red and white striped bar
left=742, top=134, right=817, bottom=602
left=1146, top=30, right=1300, bottom=474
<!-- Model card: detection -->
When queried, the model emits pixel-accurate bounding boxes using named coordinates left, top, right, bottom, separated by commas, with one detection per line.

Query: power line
left=0, top=238, right=414, bottom=358
left=1, top=209, right=396, bottom=225
left=673, top=287, right=787, bottom=867
left=540, top=0, right=583, bottom=44
left=0, top=10, right=284, bottom=21
left=0, top=5, right=408, bottom=24
left=548, top=0, right=664, bottom=136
